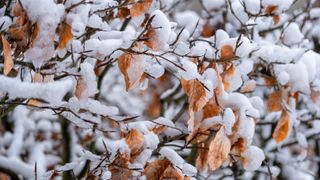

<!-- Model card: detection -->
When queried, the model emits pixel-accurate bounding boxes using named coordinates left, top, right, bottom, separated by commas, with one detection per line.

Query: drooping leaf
left=273, top=110, right=290, bottom=143
left=1, top=35, right=13, bottom=75
left=267, top=91, right=282, bottom=112
left=118, top=52, right=145, bottom=91
left=125, top=128, right=144, bottom=161
left=58, top=22, right=73, bottom=49
left=181, top=78, right=208, bottom=112
left=208, top=128, right=231, bottom=171
left=196, top=143, right=209, bottom=171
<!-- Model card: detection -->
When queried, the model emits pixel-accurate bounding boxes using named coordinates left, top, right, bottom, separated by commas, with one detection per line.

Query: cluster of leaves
left=1, top=0, right=320, bottom=179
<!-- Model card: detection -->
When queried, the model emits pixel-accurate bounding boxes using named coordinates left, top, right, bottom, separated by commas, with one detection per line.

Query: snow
left=0, top=75, right=73, bottom=104
left=0, top=16, right=12, bottom=30
left=179, top=59, right=200, bottom=80
left=282, top=23, right=304, bottom=45
left=223, top=108, right=236, bottom=135
left=0, top=156, right=34, bottom=178
left=243, top=0, right=261, bottom=15
left=174, top=11, right=200, bottom=33
left=159, top=147, right=184, bottom=168
left=79, top=62, right=99, bottom=99
left=202, top=0, right=225, bottom=10
left=149, top=10, right=172, bottom=50
left=241, top=146, right=265, bottom=171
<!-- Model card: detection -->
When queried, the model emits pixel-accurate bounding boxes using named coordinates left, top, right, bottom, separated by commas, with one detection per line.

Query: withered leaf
left=181, top=78, right=208, bottom=112
left=130, top=0, right=153, bottom=17
left=159, top=165, right=183, bottom=180
left=267, top=91, right=283, bottom=112
left=58, top=22, right=73, bottom=49
left=118, top=53, right=145, bottom=91
left=144, top=159, right=170, bottom=180
left=208, top=128, right=231, bottom=171
left=273, top=110, right=290, bottom=143
left=125, top=128, right=145, bottom=161
left=1, top=35, right=14, bottom=75
left=220, top=44, right=234, bottom=60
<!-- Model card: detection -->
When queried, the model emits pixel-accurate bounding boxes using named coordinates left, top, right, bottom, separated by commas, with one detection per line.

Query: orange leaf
left=144, top=159, right=171, bottom=180
left=1, top=35, right=13, bottom=75
left=202, top=22, right=215, bottom=38
left=220, top=44, right=234, bottom=60
left=118, top=53, right=145, bottom=91
left=221, top=64, right=235, bottom=91
left=75, top=77, right=88, bottom=100
left=130, top=0, right=153, bottom=17
left=208, top=128, right=231, bottom=171
left=58, top=22, right=73, bottom=49
left=273, top=15, right=280, bottom=25
left=181, top=79, right=208, bottom=112
left=273, top=110, right=290, bottom=143
left=267, top=91, right=282, bottom=112
left=265, top=5, right=278, bottom=14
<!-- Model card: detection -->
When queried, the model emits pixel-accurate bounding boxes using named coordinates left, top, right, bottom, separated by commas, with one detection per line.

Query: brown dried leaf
left=160, top=165, right=183, bottom=180
left=208, top=128, right=231, bottom=171
left=273, top=110, right=290, bottom=143
left=221, top=64, right=235, bottom=91
left=266, top=5, right=278, bottom=14
left=75, top=77, right=87, bottom=100
left=110, top=154, right=132, bottom=180
left=1, top=35, right=14, bottom=75
left=202, top=22, right=215, bottom=37
left=196, top=143, right=209, bottom=171
left=125, top=129, right=145, bottom=161
left=118, top=7, right=130, bottom=19
left=130, top=0, right=153, bottom=17
left=58, top=22, right=73, bottom=49
left=202, top=96, right=221, bottom=120
left=273, top=15, right=280, bottom=25
left=267, top=91, right=282, bottom=112
left=181, top=78, right=208, bottom=112
left=220, top=44, right=234, bottom=60
left=144, top=28, right=158, bottom=50
left=144, top=159, right=171, bottom=180
left=118, top=53, right=145, bottom=91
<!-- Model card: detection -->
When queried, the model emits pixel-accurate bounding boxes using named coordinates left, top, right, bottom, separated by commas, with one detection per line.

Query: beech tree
left=1, top=0, right=320, bottom=179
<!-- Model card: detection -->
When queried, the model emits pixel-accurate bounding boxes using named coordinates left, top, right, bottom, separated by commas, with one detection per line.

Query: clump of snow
left=241, top=146, right=265, bottom=171
left=282, top=23, right=304, bottom=45
left=0, top=75, right=73, bottom=105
